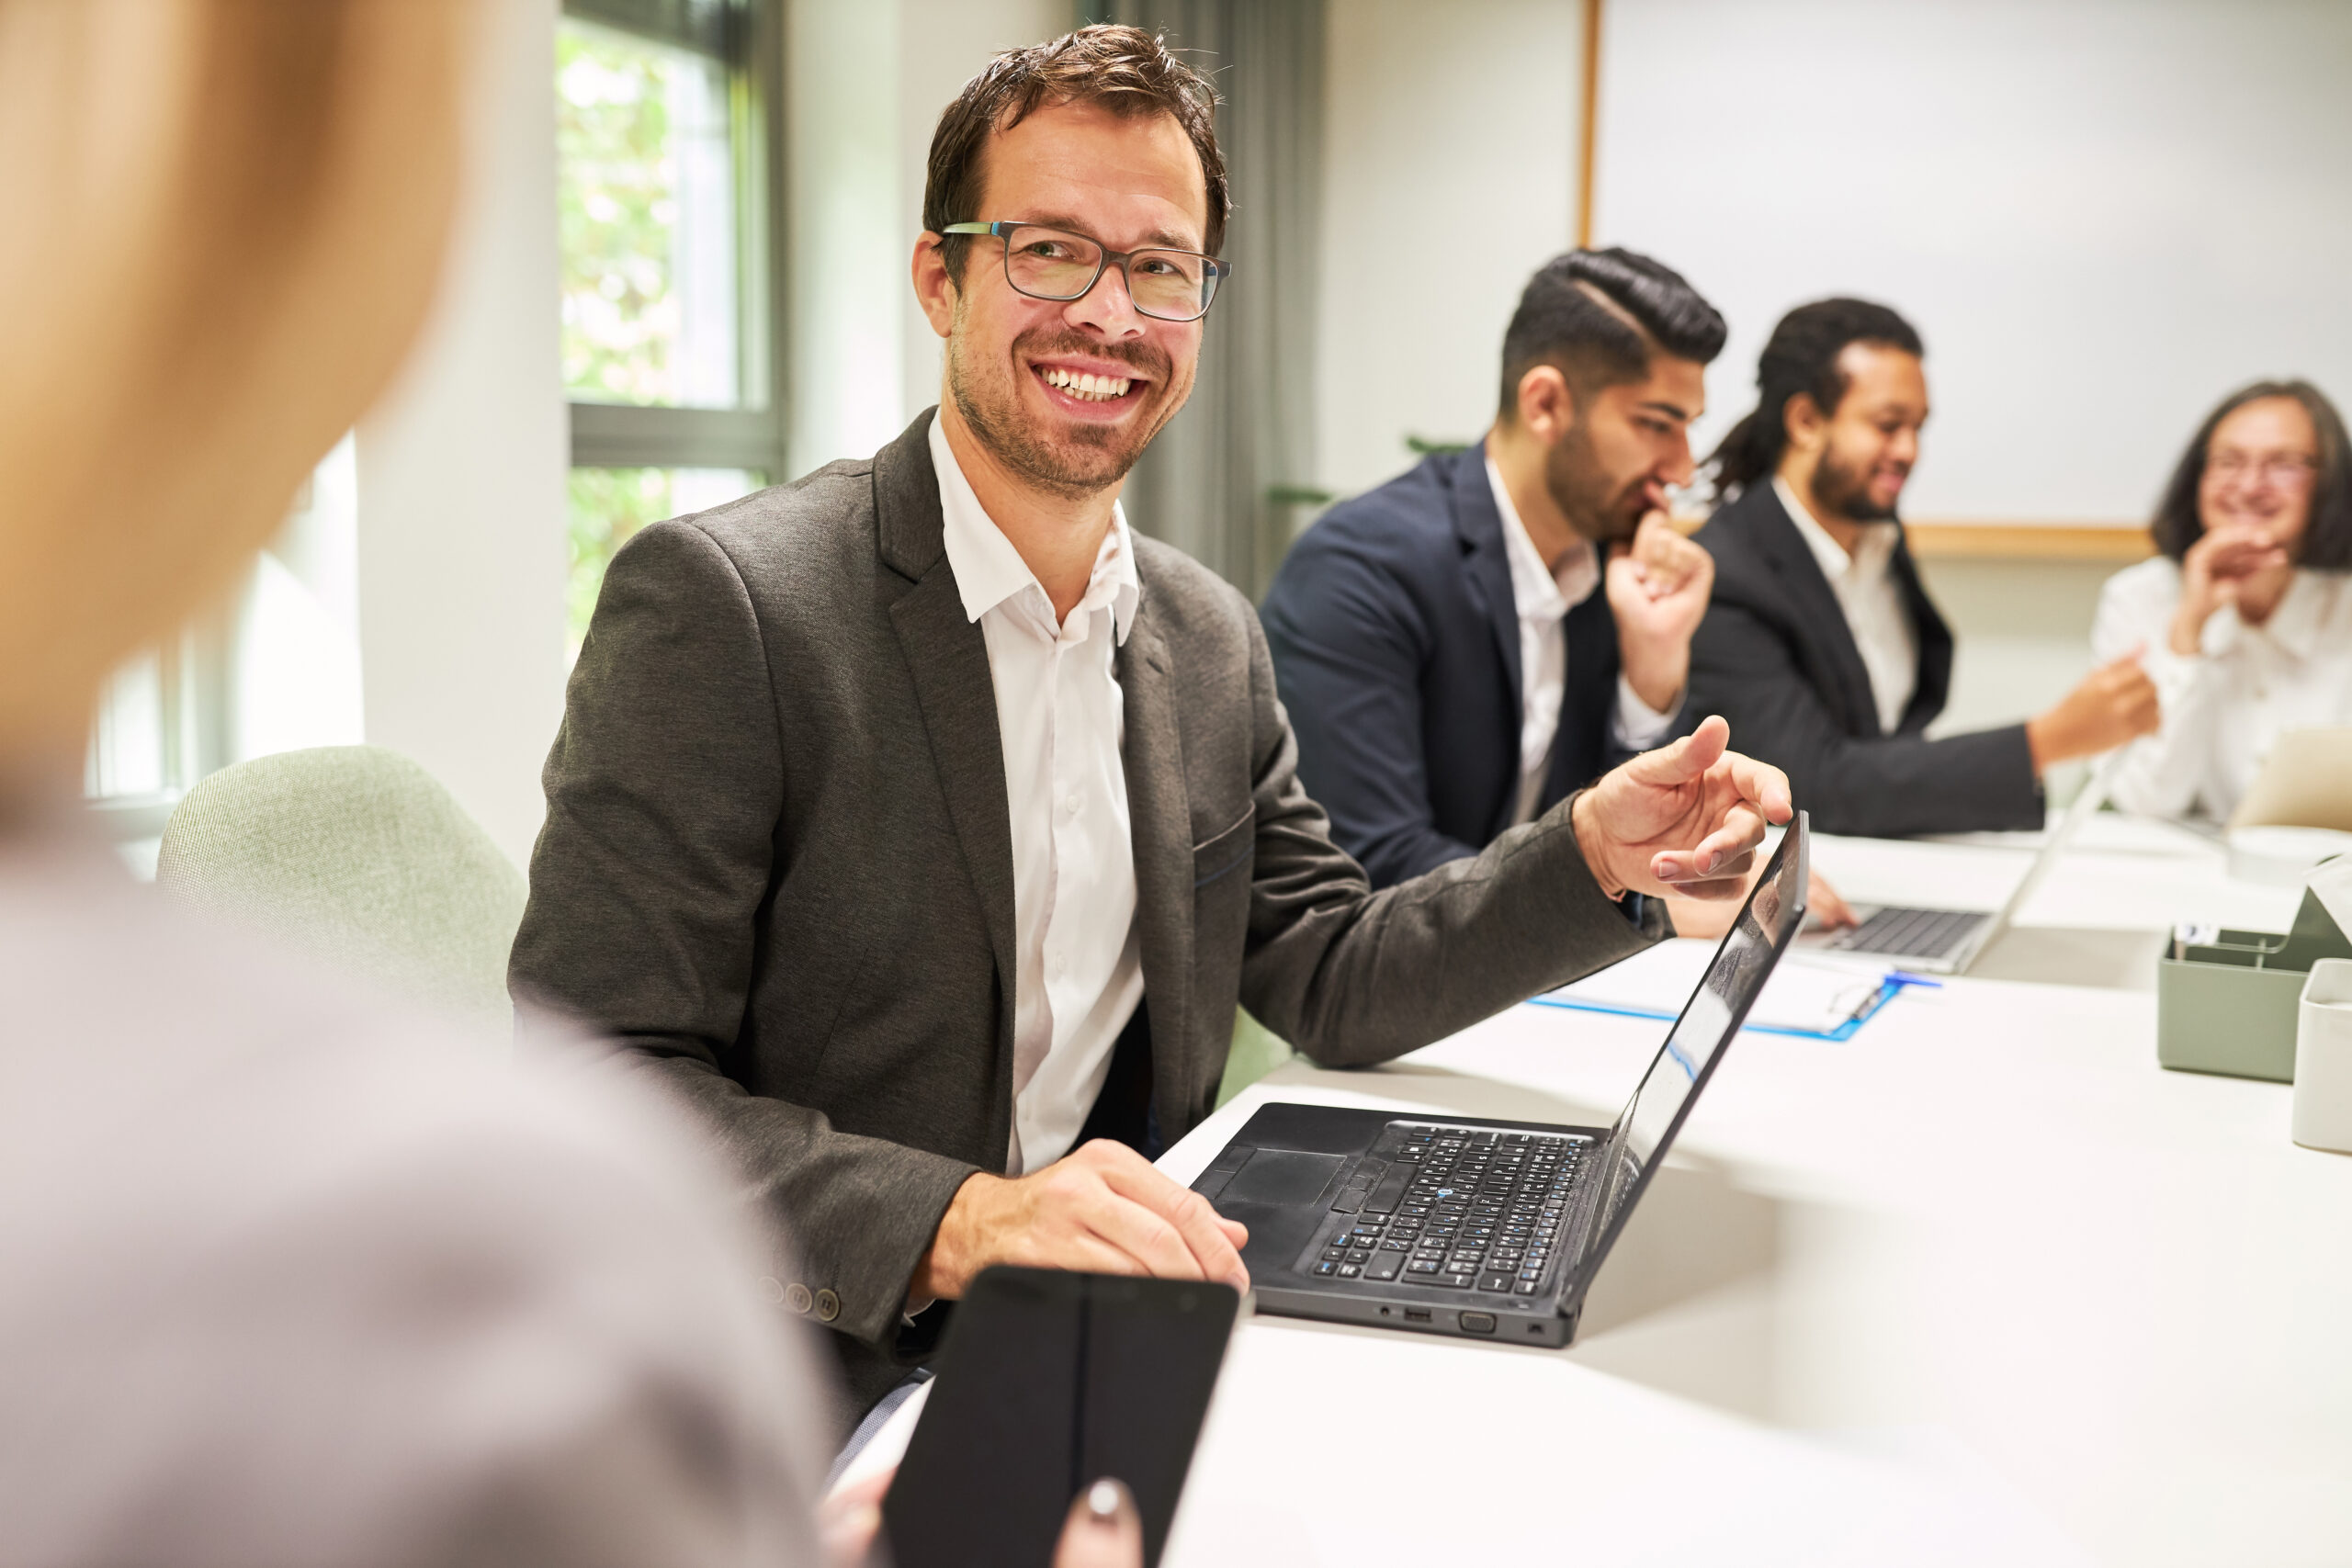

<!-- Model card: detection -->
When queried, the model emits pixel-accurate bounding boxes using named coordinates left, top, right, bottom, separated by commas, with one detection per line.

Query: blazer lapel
left=1747, top=483, right=1887, bottom=738
left=1116, top=584, right=1195, bottom=1123
left=1451, top=441, right=1525, bottom=829
left=1889, top=531, right=1953, bottom=732
left=876, top=413, right=1020, bottom=1128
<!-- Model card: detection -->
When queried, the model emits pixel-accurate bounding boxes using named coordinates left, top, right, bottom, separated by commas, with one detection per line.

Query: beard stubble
left=945, top=312, right=1183, bottom=502
left=1544, top=420, right=1649, bottom=545
left=1810, top=442, right=1903, bottom=523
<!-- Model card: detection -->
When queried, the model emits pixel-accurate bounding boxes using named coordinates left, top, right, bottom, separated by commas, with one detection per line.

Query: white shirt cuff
left=2140, top=639, right=2217, bottom=715
left=1611, top=674, right=1680, bottom=751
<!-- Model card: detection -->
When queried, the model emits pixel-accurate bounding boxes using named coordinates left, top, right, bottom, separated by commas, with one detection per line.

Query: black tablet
left=881, top=1267, right=1241, bottom=1568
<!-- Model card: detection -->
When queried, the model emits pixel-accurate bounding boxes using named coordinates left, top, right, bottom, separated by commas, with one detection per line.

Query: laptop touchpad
left=1220, top=1149, right=1346, bottom=1207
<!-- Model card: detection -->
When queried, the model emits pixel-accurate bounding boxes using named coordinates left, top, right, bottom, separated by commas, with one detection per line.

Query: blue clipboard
left=1525, top=970, right=1941, bottom=1043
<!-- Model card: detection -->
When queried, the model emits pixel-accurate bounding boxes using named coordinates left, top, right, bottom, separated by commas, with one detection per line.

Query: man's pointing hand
left=1569, top=715, right=1793, bottom=901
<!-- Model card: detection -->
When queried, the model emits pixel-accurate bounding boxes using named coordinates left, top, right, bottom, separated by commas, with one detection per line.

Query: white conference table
left=869, top=817, right=2352, bottom=1565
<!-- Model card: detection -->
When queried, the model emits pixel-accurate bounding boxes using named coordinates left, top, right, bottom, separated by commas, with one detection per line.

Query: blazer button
left=785, top=1282, right=813, bottom=1314
left=815, top=1289, right=842, bottom=1323
left=757, top=1275, right=786, bottom=1305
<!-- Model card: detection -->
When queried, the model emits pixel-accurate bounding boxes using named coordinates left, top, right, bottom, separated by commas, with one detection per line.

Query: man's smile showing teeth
left=1040, top=365, right=1134, bottom=401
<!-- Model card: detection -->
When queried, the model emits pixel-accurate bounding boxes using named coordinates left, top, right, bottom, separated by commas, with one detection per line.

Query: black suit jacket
left=512, top=412, right=1665, bottom=1425
left=1688, top=481, right=2041, bottom=837
left=1260, top=443, right=1667, bottom=887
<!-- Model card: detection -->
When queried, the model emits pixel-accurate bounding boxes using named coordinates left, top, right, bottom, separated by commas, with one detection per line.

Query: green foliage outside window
left=568, top=468, right=667, bottom=648
left=558, top=20, right=681, bottom=405
left=568, top=468, right=759, bottom=652
left=558, top=14, right=766, bottom=656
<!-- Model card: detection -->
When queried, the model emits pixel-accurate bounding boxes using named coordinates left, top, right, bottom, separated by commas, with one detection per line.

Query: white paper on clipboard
left=1538, top=938, right=1909, bottom=1040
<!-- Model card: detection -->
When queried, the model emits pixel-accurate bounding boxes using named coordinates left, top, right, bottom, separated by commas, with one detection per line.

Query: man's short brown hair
left=924, top=25, right=1228, bottom=279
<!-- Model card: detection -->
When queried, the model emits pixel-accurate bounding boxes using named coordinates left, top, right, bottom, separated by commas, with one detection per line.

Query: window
left=85, top=631, right=228, bottom=861
left=86, top=438, right=366, bottom=871
left=568, top=467, right=761, bottom=644
left=559, top=0, right=783, bottom=649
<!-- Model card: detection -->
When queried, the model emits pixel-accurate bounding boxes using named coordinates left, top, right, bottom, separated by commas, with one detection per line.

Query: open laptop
left=1811, top=755, right=2118, bottom=975
left=2230, top=727, right=2352, bottom=832
left=1190, top=813, right=1810, bottom=1348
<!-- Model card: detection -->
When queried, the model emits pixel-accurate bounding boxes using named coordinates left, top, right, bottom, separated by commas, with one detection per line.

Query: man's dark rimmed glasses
left=943, top=220, right=1229, bottom=323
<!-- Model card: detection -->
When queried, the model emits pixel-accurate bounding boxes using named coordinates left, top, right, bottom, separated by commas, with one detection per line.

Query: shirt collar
left=931, top=414, right=1139, bottom=644
left=1773, top=474, right=1898, bottom=585
left=1486, top=453, right=1599, bottom=619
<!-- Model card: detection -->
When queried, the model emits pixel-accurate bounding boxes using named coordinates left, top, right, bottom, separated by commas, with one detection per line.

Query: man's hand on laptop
left=1570, top=714, right=1793, bottom=902
left=911, top=1139, right=1250, bottom=1300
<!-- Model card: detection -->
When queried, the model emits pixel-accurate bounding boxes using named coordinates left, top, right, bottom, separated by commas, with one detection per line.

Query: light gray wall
left=1315, top=0, right=1585, bottom=500
left=1915, top=558, right=2113, bottom=739
left=356, top=0, right=570, bottom=871
left=785, top=0, right=907, bottom=478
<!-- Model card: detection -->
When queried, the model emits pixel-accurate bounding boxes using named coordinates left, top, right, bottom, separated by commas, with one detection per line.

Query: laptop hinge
left=1552, top=1130, right=1620, bottom=1321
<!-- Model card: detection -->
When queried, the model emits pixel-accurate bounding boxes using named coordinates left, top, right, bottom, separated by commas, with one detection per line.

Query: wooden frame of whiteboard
left=1577, top=0, right=1602, bottom=249
left=1663, top=516, right=2154, bottom=562
left=1905, top=524, right=2154, bottom=562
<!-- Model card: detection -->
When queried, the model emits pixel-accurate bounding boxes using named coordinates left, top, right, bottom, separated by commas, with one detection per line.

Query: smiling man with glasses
left=513, top=24, right=1793, bottom=1427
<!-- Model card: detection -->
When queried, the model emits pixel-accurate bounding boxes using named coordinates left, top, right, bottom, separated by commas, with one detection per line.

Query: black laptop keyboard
left=1309, top=1127, right=1584, bottom=1297
left=1826, top=905, right=1984, bottom=960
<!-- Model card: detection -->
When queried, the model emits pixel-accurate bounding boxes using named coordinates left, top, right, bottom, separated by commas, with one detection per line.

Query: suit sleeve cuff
left=1619, top=890, right=1674, bottom=940
left=1611, top=674, right=1681, bottom=751
left=792, top=1151, right=981, bottom=1348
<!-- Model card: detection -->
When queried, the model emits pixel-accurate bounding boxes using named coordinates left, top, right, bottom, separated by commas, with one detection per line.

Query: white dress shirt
left=2092, top=556, right=2352, bottom=821
left=932, top=418, right=1145, bottom=1175
left=1774, top=475, right=1918, bottom=736
left=1487, top=458, right=1677, bottom=826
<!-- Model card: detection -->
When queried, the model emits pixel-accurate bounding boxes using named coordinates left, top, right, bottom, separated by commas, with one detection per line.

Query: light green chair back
left=1216, top=1007, right=1295, bottom=1108
left=155, top=746, right=526, bottom=1030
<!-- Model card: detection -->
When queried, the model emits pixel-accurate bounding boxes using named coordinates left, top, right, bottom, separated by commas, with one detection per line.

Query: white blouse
left=2091, top=556, right=2352, bottom=821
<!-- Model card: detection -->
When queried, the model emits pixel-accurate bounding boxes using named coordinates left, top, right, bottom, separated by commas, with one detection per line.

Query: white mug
left=2294, top=959, right=2352, bottom=1155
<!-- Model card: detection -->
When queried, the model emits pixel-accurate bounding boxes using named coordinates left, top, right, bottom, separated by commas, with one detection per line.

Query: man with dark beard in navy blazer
left=1262, top=250, right=1726, bottom=888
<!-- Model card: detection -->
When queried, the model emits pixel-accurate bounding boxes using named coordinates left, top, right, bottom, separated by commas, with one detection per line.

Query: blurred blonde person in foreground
left=0, top=5, right=1136, bottom=1565
left=2093, top=380, right=2352, bottom=822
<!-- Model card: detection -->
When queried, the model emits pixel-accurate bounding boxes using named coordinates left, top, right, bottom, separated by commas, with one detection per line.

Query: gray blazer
left=512, top=411, right=1663, bottom=1419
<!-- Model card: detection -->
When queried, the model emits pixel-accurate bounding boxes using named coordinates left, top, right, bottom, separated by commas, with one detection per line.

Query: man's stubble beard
left=1543, top=420, right=1646, bottom=545
left=1811, top=441, right=1902, bottom=524
left=944, top=299, right=1188, bottom=503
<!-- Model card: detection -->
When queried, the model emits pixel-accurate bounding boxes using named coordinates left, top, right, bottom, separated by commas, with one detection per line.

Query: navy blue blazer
left=1261, top=443, right=1661, bottom=888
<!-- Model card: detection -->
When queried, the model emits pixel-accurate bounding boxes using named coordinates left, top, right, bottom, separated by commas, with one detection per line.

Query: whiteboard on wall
left=1593, top=0, right=2352, bottom=525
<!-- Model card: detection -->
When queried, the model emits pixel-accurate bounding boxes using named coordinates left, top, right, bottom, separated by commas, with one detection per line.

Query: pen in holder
left=2294, top=959, right=2352, bottom=1155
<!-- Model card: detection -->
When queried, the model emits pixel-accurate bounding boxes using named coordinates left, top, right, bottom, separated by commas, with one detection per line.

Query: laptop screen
left=1576, top=815, right=1811, bottom=1277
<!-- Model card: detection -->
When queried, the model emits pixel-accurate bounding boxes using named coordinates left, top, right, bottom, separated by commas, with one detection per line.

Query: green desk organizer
left=2157, top=885, right=2352, bottom=1082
